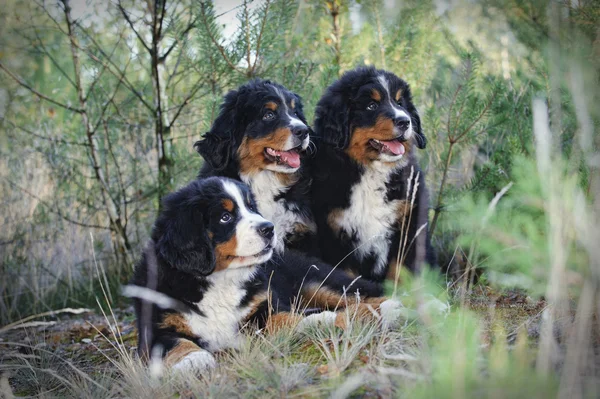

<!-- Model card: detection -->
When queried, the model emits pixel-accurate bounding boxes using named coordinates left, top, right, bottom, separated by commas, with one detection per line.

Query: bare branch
left=0, top=62, right=84, bottom=114
left=3, top=178, right=110, bottom=230
left=84, top=33, right=125, bottom=102
left=159, top=15, right=199, bottom=63
left=74, top=25, right=155, bottom=113
left=6, top=121, right=89, bottom=147
left=32, top=25, right=77, bottom=89
left=117, top=1, right=151, bottom=52
left=103, top=119, right=128, bottom=229
left=168, top=83, right=209, bottom=129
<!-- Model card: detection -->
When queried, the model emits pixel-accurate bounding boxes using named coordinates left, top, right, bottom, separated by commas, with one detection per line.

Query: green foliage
left=0, top=1, right=598, bottom=394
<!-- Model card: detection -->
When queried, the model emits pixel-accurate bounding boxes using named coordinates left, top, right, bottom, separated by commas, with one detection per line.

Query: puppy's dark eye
left=366, top=102, right=379, bottom=111
left=263, top=111, right=275, bottom=121
left=220, top=212, right=232, bottom=224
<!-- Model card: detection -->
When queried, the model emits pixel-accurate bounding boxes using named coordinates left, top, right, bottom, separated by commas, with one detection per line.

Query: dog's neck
left=240, top=169, right=302, bottom=253
left=207, top=265, right=258, bottom=286
left=239, top=169, right=299, bottom=200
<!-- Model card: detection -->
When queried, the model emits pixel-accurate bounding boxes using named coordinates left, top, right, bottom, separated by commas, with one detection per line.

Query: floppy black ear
left=194, top=89, right=240, bottom=170
left=194, top=132, right=233, bottom=171
left=411, top=110, right=427, bottom=149
left=402, top=86, right=427, bottom=149
left=314, top=90, right=350, bottom=149
left=154, top=199, right=215, bottom=276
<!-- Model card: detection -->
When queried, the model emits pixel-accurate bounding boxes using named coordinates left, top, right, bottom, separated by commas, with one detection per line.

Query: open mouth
left=227, top=244, right=273, bottom=264
left=369, top=138, right=406, bottom=156
left=264, top=145, right=303, bottom=168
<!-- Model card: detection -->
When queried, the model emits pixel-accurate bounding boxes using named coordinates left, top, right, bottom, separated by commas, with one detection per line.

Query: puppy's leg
left=264, top=312, right=304, bottom=333
left=333, top=297, right=404, bottom=329
left=165, top=338, right=216, bottom=372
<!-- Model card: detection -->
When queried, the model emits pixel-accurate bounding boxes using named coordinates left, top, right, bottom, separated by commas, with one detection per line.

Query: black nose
left=291, top=125, right=309, bottom=139
left=258, top=222, right=274, bottom=239
left=393, top=116, right=410, bottom=132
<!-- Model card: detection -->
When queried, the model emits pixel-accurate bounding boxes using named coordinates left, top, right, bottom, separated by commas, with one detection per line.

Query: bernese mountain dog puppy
left=194, top=79, right=392, bottom=309
left=311, top=67, right=436, bottom=284
left=125, top=177, right=342, bottom=372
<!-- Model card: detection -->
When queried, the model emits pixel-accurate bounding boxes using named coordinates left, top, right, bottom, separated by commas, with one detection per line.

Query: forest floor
left=0, top=287, right=551, bottom=397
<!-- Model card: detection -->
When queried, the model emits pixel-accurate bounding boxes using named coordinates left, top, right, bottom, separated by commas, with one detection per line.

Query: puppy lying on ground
left=125, top=177, right=398, bottom=372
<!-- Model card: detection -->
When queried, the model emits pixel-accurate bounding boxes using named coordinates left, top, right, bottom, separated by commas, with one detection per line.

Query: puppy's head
left=153, top=177, right=276, bottom=275
left=195, top=80, right=311, bottom=177
left=314, top=67, right=426, bottom=166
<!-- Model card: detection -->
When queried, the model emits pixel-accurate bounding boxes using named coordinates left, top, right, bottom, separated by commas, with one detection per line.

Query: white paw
left=296, top=311, right=337, bottom=332
left=379, top=299, right=404, bottom=325
left=171, top=350, right=216, bottom=373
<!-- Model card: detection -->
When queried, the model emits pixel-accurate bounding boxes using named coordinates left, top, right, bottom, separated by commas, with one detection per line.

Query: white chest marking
left=241, top=171, right=314, bottom=253
left=331, top=163, right=401, bottom=274
left=185, top=268, right=256, bottom=352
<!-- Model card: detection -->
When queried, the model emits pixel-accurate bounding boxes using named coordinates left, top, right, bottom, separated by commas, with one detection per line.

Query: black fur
left=311, top=67, right=436, bottom=283
left=129, top=177, right=289, bottom=362
left=196, top=79, right=383, bottom=303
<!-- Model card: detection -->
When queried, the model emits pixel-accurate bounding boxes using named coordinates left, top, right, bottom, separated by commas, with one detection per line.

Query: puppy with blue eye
left=125, top=177, right=339, bottom=373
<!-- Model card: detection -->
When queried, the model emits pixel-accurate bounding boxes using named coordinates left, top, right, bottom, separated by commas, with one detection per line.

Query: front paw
left=171, top=350, right=216, bottom=373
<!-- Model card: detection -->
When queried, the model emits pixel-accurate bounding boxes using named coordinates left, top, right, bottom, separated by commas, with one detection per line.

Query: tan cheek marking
left=214, top=235, right=238, bottom=271
left=346, top=116, right=395, bottom=164
left=160, top=313, right=194, bottom=336
left=222, top=199, right=234, bottom=212
left=265, top=101, right=278, bottom=111
left=163, top=339, right=203, bottom=367
left=395, top=89, right=402, bottom=102
left=371, top=89, right=382, bottom=102
left=237, top=128, right=293, bottom=176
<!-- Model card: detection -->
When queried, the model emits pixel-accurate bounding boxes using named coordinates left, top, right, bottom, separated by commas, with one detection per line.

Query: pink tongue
left=383, top=140, right=405, bottom=155
left=279, top=150, right=301, bottom=168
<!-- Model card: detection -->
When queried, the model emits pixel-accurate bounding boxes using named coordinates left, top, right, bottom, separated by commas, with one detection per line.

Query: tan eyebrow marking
left=371, top=89, right=382, bottom=102
left=290, top=98, right=295, bottom=109
left=222, top=199, right=234, bottom=212
left=395, top=89, right=402, bottom=102
left=265, top=102, right=278, bottom=111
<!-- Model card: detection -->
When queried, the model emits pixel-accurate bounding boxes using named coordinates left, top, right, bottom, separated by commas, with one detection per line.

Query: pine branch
left=199, top=1, right=242, bottom=73
left=252, top=0, right=272, bottom=73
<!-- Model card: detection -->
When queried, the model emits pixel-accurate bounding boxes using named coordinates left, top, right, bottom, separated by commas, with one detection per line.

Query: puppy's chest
left=243, top=172, right=315, bottom=253
left=329, top=165, right=407, bottom=274
left=185, top=269, right=256, bottom=352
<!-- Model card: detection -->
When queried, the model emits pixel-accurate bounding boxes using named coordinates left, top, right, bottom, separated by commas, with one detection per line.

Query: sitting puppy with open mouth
left=311, top=67, right=437, bottom=284
left=125, top=177, right=345, bottom=372
left=194, top=79, right=400, bottom=314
